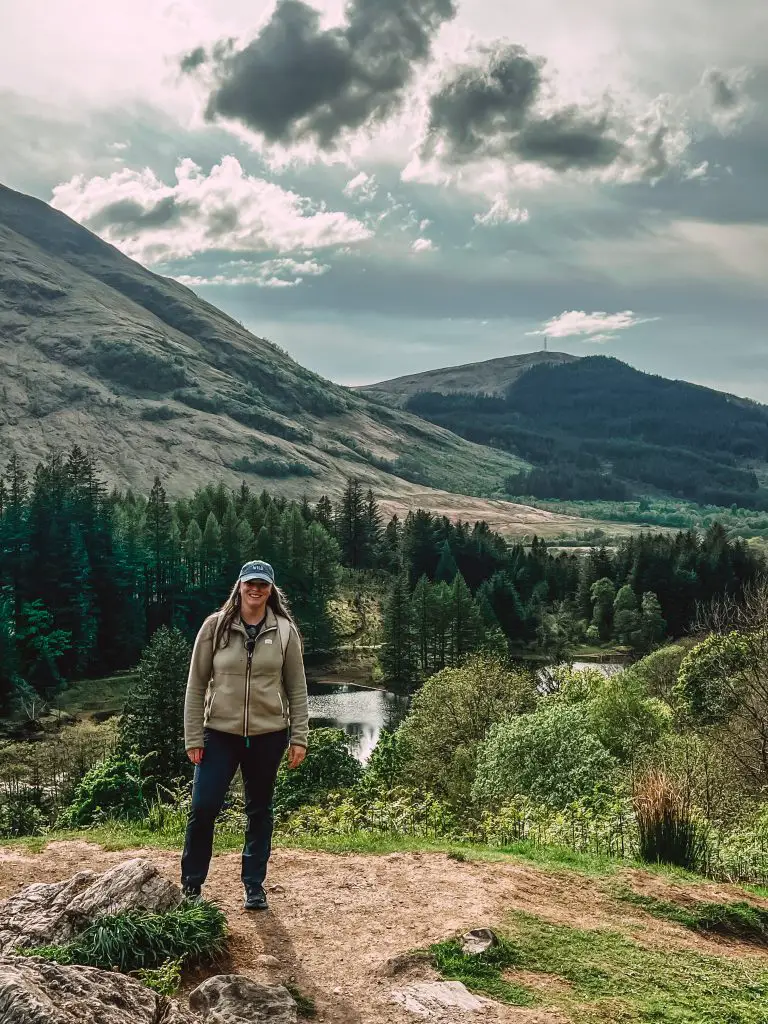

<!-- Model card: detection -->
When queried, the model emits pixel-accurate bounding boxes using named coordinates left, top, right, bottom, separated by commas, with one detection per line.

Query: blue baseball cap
left=239, top=560, right=275, bottom=584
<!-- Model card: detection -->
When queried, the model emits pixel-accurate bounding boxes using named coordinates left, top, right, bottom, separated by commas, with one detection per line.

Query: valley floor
left=2, top=841, right=767, bottom=1023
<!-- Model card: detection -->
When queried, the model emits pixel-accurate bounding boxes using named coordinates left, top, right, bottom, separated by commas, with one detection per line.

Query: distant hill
left=362, top=354, right=768, bottom=508
left=361, top=350, right=578, bottom=403
left=0, top=183, right=530, bottom=510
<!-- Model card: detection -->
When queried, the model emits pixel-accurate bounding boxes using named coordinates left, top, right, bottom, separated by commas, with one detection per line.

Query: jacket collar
left=229, top=605, right=278, bottom=636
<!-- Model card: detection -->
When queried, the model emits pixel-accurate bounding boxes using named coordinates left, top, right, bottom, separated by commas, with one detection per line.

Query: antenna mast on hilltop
left=543, top=335, right=548, bottom=352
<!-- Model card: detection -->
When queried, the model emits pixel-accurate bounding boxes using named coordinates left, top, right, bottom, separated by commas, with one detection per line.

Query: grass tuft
left=286, top=983, right=318, bottom=1018
left=427, top=937, right=538, bottom=1006
left=15, top=898, right=227, bottom=973
left=615, top=887, right=768, bottom=946
left=135, top=957, right=184, bottom=995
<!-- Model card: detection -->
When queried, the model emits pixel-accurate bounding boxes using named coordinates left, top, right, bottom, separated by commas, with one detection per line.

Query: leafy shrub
left=91, top=341, right=191, bottom=392
left=587, top=676, right=672, bottom=762
left=17, top=900, right=227, bottom=972
left=57, top=752, right=148, bottom=827
left=474, top=703, right=617, bottom=810
left=361, top=730, right=408, bottom=793
left=396, top=655, right=537, bottom=805
left=136, top=957, right=184, bottom=995
left=273, top=728, right=362, bottom=817
left=140, top=405, right=184, bottom=422
left=0, top=793, right=48, bottom=838
left=633, top=770, right=709, bottom=869
left=628, top=645, right=687, bottom=700
left=173, top=388, right=224, bottom=414
left=676, top=631, right=756, bottom=725
left=231, top=457, right=316, bottom=478
left=278, top=787, right=459, bottom=839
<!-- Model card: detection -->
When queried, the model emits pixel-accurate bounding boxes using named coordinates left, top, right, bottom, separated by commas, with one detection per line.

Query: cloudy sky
left=2, top=0, right=766, bottom=399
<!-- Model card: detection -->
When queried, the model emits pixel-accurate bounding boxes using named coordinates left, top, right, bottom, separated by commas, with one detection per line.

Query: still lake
left=307, top=661, right=623, bottom=763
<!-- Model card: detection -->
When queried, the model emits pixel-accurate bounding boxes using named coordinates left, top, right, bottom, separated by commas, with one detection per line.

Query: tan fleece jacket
left=183, top=607, right=309, bottom=750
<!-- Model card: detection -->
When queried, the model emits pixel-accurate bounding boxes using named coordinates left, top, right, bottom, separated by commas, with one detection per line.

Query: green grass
left=2, top=824, right=706, bottom=885
left=615, top=887, right=768, bottom=946
left=430, top=911, right=768, bottom=1023
left=427, top=936, right=538, bottom=1006
left=286, top=984, right=318, bottom=1019
left=55, top=672, right=137, bottom=717
left=15, top=899, right=227, bottom=973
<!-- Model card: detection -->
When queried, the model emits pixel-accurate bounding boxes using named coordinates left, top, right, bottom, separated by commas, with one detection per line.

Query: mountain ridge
left=0, top=183, right=531, bottom=517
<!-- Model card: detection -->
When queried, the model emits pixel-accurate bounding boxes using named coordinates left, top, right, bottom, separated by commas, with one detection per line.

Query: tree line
left=0, top=448, right=763, bottom=712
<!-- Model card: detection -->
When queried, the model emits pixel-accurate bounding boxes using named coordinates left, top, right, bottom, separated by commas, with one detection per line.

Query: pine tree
left=0, top=596, right=18, bottom=714
left=201, top=512, right=223, bottom=595
left=336, top=478, right=367, bottom=568
left=144, top=476, right=174, bottom=628
left=119, top=626, right=193, bottom=787
left=435, top=541, right=459, bottom=583
left=299, top=523, right=341, bottom=655
left=450, top=573, right=486, bottom=665
left=381, top=574, right=417, bottom=691
left=314, top=495, right=334, bottom=533
left=363, top=489, right=383, bottom=568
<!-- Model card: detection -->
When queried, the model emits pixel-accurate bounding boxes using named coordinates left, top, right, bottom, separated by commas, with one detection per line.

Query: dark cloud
left=189, top=0, right=456, bottom=147
left=704, top=68, right=743, bottom=110
left=515, top=109, right=622, bottom=170
left=180, top=46, right=207, bottom=74
left=426, top=45, right=543, bottom=159
left=88, top=195, right=193, bottom=232
left=423, top=43, right=626, bottom=173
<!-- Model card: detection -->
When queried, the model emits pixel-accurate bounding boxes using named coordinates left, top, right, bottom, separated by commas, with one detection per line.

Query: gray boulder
left=0, top=858, right=182, bottom=954
left=190, top=974, right=298, bottom=1023
left=0, top=956, right=197, bottom=1024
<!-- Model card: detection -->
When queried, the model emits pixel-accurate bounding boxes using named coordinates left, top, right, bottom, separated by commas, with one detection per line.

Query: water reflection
left=307, top=683, right=407, bottom=762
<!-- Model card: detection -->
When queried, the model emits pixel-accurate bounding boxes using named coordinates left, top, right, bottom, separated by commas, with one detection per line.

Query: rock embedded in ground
left=392, top=980, right=487, bottom=1017
left=461, top=928, right=499, bottom=955
left=0, top=858, right=182, bottom=954
left=190, top=974, right=298, bottom=1023
left=0, top=956, right=197, bottom=1024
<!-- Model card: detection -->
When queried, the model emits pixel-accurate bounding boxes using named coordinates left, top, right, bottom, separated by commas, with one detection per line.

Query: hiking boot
left=182, top=883, right=202, bottom=899
left=244, top=885, right=268, bottom=911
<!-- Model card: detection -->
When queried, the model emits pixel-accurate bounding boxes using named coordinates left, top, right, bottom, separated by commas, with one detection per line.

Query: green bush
left=273, top=728, right=363, bottom=817
left=0, top=793, right=48, bottom=838
left=91, top=341, right=191, bottom=393
left=17, top=900, right=227, bottom=972
left=474, top=703, right=617, bottom=810
left=628, top=645, right=687, bottom=700
left=136, top=957, right=184, bottom=995
left=396, top=655, right=537, bottom=805
left=57, top=752, right=148, bottom=828
left=140, top=405, right=184, bottom=422
left=231, top=457, right=316, bottom=478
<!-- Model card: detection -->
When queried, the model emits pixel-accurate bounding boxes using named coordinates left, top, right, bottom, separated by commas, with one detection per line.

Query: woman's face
left=240, top=578, right=272, bottom=618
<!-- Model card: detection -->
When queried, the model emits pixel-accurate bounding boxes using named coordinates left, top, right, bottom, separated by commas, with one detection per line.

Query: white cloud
left=411, top=237, right=437, bottom=253
left=50, top=156, right=372, bottom=266
left=528, top=310, right=659, bottom=342
left=175, top=257, right=331, bottom=288
left=474, top=195, right=531, bottom=227
left=343, top=171, right=379, bottom=201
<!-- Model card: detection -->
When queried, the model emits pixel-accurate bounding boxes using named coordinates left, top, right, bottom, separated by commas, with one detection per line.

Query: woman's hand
left=287, top=744, right=306, bottom=770
left=187, top=747, right=204, bottom=765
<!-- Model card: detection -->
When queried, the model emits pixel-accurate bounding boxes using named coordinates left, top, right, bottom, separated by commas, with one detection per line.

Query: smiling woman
left=181, top=559, right=309, bottom=912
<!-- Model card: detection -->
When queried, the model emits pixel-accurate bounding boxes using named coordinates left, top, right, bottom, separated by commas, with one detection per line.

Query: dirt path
left=1, top=843, right=766, bottom=1023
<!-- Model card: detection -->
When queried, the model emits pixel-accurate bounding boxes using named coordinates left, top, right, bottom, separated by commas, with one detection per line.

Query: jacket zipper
left=242, top=625, right=279, bottom=744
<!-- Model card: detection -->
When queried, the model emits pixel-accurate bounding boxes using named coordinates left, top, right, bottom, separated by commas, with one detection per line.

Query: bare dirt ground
left=1, top=843, right=765, bottom=1023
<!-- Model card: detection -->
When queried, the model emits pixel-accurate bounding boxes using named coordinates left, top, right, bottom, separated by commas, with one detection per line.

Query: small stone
left=253, top=954, right=280, bottom=969
left=268, top=884, right=286, bottom=894
left=460, top=928, right=498, bottom=955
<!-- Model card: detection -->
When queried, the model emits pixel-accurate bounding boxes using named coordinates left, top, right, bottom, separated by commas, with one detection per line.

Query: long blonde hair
left=213, top=577, right=299, bottom=651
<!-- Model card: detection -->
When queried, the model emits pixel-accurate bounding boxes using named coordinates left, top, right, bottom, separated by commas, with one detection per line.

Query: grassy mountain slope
left=361, top=349, right=577, bottom=403
left=0, top=183, right=533, bottom=511
left=363, top=353, right=768, bottom=508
